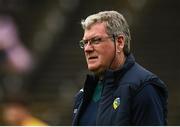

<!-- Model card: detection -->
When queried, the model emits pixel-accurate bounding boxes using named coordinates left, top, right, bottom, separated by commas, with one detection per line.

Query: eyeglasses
left=79, top=35, right=115, bottom=49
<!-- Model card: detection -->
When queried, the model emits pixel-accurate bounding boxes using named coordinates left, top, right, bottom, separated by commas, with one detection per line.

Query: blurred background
left=0, top=0, right=179, bottom=125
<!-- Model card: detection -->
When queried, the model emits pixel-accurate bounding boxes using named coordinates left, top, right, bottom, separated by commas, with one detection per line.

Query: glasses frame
left=79, top=34, right=115, bottom=49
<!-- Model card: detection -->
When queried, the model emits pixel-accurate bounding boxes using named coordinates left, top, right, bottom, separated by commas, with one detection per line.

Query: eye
left=83, top=40, right=89, bottom=45
left=91, top=37, right=102, bottom=44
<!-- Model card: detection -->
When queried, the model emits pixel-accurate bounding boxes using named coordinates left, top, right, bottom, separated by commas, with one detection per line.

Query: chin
left=88, top=65, right=99, bottom=72
left=88, top=67, right=97, bottom=72
left=88, top=65, right=104, bottom=75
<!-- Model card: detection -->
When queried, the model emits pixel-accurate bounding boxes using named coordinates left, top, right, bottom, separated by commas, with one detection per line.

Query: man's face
left=83, top=22, right=115, bottom=74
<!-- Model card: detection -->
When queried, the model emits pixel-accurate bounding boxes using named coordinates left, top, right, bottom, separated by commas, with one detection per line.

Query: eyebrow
left=83, top=35, right=103, bottom=40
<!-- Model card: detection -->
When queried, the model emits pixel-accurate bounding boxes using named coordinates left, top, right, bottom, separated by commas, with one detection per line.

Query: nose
left=84, top=42, right=94, bottom=52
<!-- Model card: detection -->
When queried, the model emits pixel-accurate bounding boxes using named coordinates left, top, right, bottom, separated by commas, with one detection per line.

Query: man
left=72, top=11, right=168, bottom=125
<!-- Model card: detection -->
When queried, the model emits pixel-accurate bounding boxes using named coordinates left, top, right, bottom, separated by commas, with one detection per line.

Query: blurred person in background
left=2, top=97, right=48, bottom=126
left=72, top=10, right=168, bottom=125
left=0, top=15, right=33, bottom=74
left=0, top=14, right=34, bottom=101
left=0, top=14, right=43, bottom=125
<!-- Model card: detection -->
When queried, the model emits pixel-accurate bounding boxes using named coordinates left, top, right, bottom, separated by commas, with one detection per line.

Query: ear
left=116, top=35, right=125, bottom=52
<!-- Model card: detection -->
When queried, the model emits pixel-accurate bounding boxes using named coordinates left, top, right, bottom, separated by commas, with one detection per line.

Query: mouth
left=88, top=56, right=98, bottom=61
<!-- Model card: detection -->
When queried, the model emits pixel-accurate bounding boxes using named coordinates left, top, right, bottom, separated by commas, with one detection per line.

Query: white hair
left=81, top=10, right=131, bottom=55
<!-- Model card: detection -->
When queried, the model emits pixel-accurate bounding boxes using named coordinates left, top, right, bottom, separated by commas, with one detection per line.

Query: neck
left=111, top=52, right=126, bottom=71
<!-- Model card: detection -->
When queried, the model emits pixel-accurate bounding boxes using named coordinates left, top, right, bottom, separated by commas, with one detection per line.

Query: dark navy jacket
left=72, top=54, right=168, bottom=126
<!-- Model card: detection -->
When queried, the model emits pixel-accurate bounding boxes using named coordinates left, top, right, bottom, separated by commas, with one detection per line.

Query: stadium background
left=0, top=0, right=179, bottom=125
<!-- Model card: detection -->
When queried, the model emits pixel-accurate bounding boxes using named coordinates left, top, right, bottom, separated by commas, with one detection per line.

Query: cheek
left=98, top=45, right=114, bottom=63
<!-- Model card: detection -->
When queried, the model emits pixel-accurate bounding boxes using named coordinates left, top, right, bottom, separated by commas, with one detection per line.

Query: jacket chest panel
left=96, top=84, right=131, bottom=125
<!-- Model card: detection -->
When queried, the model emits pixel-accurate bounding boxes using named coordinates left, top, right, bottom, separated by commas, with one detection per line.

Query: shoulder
left=74, top=88, right=84, bottom=105
left=122, top=63, right=155, bottom=84
left=74, top=88, right=84, bottom=99
left=115, top=62, right=167, bottom=97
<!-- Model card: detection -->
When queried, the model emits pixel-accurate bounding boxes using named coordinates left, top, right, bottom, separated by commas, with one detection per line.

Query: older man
left=72, top=10, right=168, bottom=126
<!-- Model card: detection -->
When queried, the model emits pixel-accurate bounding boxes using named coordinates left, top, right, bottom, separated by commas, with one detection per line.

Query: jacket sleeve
left=131, top=84, right=166, bottom=125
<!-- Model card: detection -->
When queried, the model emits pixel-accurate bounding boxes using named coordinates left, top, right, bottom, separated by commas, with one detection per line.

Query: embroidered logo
left=113, top=97, right=120, bottom=110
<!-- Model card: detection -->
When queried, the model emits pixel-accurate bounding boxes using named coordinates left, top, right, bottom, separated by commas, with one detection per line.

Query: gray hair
left=81, top=10, right=131, bottom=55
